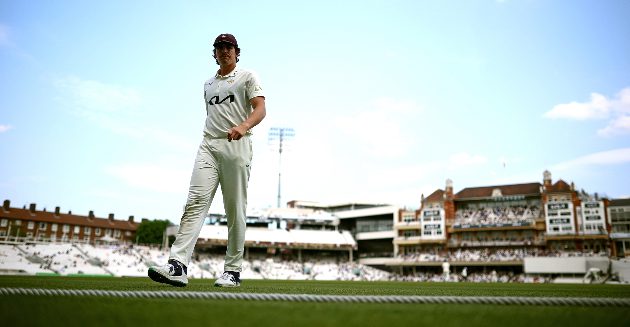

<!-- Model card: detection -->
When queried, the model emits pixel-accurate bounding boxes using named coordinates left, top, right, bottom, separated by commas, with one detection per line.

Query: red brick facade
left=0, top=200, right=139, bottom=244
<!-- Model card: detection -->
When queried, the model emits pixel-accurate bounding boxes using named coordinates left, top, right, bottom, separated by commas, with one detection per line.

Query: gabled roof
left=424, top=189, right=445, bottom=203
left=547, top=179, right=573, bottom=193
left=0, top=207, right=138, bottom=231
left=455, top=182, right=542, bottom=200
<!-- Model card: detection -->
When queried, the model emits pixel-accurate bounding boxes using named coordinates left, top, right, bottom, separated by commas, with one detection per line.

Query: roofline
left=454, top=193, right=544, bottom=201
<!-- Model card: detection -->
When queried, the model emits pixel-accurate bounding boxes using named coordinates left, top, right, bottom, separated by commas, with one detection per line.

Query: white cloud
left=53, top=75, right=193, bottom=151
left=54, top=75, right=142, bottom=115
left=544, top=92, right=610, bottom=120
left=598, top=115, right=630, bottom=136
left=0, top=24, right=10, bottom=47
left=105, top=163, right=189, bottom=194
left=0, top=124, right=13, bottom=133
left=596, top=88, right=630, bottom=136
left=544, top=87, right=630, bottom=136
left=333, top=97, right=420, bottom=158
left=553, top=148, right=630, bottom=171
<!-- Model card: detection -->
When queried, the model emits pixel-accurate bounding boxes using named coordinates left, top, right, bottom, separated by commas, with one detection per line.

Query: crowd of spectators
left=448, top=234, right=543, bottom=247
left=398, top=247, right=608, bottom=263
left=0, top=243, right=393, bottom=281
left=0, top=242, right=609, bottom=283
left=454, top=205, right=541, bottom=227
left=389, top=271, right=550, bottom=283
left=20, top=243, right=108, bottom=274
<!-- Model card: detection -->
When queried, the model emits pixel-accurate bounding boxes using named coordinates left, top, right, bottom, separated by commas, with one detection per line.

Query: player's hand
left=227, top=125, right=248, bottom=142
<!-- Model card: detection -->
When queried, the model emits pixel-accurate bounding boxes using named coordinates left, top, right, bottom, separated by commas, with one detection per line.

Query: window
left=39, top=222, right=47, bottom=230
left=105, top=229, right=112, bottom=236
left=0, top=230, right=6, bottom=236
left=403, top=230, right=416, bottom=237
left=50, top=234, right=56, bottom=241
left=15, top=220, right=21, bottom=226
left=84, top=226, right=91, bottom=234
left=95, top=228, right=101, bottom=236
left=113, top=229, right=121, bottom=237
left=62, top=224, right=70, bottom=233
left=73, top=226, right=80, bottom=234
left=84, top=236, right=90, bottom=242
left=0, top=219, right=7, bottom=227
left=27, top=221, right=34, bottom=230
left=51, top=224, right=58, bottom=232
left=402, top=212, right=415, bottom=222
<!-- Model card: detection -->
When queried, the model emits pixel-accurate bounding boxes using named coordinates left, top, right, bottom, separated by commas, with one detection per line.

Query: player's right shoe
left=148, top=259, right=188, bottom=287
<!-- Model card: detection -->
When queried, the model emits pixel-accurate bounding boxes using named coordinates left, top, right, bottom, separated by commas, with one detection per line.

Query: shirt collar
left=215, top=67, right=238, bottom=78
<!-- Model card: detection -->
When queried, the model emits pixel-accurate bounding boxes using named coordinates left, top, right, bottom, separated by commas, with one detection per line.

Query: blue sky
left=1, top=0, right=629, bottom=223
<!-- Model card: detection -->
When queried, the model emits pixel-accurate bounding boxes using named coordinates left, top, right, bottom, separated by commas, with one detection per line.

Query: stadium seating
left=0, top=241, right=390, bottom=280
left=0, top=241, right=612, bottom=282
left=17, top=243, right=110, bottom=275
left=454, top=205, right=540, bottom=227
left=198, top=226, right=356, bottom=249
left=0, top=244, right=53, bottom=275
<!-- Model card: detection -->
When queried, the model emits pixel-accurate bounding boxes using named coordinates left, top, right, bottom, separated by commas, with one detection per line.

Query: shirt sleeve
left=245, top=71, right=265, bottom=100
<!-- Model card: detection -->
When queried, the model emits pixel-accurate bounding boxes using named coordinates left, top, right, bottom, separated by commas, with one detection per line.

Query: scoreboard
left=579, top=201, right=606, bottom=234
left=420, top=208, right=444, bottom=239
left=545, top=201, right=575, bottom=235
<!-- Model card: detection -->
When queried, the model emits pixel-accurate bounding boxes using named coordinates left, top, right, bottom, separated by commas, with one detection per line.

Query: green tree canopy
left=135, top=219, right=171, bottom=245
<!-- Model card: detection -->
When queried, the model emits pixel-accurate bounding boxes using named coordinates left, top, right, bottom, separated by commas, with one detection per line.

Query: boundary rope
left=1, top=287, right=629, bottom=307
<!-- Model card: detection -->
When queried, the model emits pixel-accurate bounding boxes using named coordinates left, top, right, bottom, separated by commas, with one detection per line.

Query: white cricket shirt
left=203, top=67, right=264, bottom=138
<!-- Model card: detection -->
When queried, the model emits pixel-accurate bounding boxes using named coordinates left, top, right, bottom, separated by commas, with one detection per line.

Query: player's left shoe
left=148, top=259, right=188, bottom=287
left=214, top=271, right=241, bottom=287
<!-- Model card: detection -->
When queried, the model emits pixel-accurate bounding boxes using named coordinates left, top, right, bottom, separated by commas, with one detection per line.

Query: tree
left=135, top=219, right=171, bottom=245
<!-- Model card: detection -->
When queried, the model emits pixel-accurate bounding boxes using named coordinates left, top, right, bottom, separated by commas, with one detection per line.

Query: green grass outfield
left=1, top=276, right=630, bottom=327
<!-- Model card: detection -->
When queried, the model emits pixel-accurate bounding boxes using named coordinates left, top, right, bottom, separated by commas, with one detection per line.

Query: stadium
left=2, top=170, right=630, bottom=326
left=2, top=170, right=629, bottom=283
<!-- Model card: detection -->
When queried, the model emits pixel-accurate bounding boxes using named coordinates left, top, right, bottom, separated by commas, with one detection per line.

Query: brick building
left=391, top=170, right=613, bottom=275
left=0, top=200, right=139, bottom=244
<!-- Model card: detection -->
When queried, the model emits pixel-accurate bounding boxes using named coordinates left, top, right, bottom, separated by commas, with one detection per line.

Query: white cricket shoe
left=214, top=271, right=241, bottom=287
left=148, top=259, right=188, bottom=287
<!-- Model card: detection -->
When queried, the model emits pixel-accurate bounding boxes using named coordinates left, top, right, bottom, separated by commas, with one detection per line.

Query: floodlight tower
left=268, top=127, right=295, bottom=208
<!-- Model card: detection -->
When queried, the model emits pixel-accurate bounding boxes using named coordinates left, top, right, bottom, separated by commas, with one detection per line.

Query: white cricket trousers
left=169, top=135, right=252, bottom=272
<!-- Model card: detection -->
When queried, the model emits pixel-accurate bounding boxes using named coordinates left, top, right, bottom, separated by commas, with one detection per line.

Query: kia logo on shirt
left=207, top=95, right=235, bottom=105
